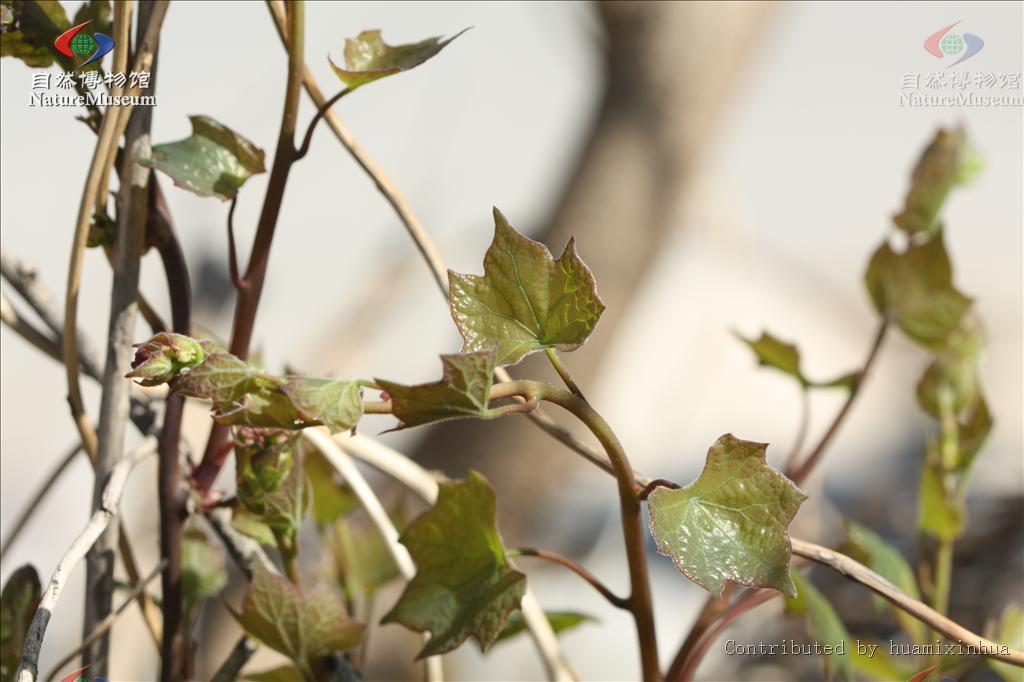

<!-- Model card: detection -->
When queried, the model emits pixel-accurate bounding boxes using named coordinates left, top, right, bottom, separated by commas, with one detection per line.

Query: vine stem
left=328, top=431, right=576, bottom=682
left=788, top=319, right=889, bottom=484
left=510, top=548, right=629, bottom=609
left=545, top=348, right=587, bottom=400
left=790, top=538, right=1024, bottom=667
left=673, top=589, right=778, bottom=682
left=490, top=381, right=660, bottom=681
left=192, top=0, right=304, bottom=494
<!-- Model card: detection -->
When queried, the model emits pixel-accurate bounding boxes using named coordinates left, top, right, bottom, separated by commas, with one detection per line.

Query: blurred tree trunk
left=413, top=1, right=778, bottom=546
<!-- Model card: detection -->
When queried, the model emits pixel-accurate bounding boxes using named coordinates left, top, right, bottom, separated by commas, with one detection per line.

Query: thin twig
left=330, top=432, right=577, bottom=682
left=782, top=389, right=810, bottom=473
left=2, top=248, right=103, bottom=379
left=788, top=320, right=889, bottom=484
left=45, top=559, right=167, bottom=682
left=0, top=444, right=81, bottom=562
left=209, top=636, right=258, bottom=682
left=302, top=429, right=444, bottom=682
left=0, top=292, right=63, bottom=365
left=294, top=86, right=352, bottom=160
left=790, top=538, right=1024, bottom=667
left=263, top=0, right=649, bottom=491
left=15, top=438, right=157, bottom=682
left=512, top=548, right=629, bottom=609
left=226, top=196, right=244, bottom=290
left=673, top=589, right=778, bottom=682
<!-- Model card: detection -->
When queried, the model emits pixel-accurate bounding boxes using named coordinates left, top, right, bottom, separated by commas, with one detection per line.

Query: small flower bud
left=126, top=332, right=206, bottom=386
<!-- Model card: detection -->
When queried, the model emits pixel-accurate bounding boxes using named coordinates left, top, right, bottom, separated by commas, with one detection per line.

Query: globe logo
left=70, top=32, right=97, bottom=57
left=53, top=19, right=115, bottom=68
left=938, top=33, right=964, bottom=56
left=924, top=21, right=984, bottom=68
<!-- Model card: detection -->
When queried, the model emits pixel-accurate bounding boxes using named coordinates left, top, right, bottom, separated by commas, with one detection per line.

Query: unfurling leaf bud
left=126, top=332, right=206, bottom=386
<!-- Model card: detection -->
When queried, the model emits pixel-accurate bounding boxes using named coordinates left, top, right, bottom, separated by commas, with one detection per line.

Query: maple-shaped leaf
left=377, top=351, right=497, bottom=430
left=280, top=377, right=362, bottom=433
left=139, top=116, right=266, bottom=200
left=648, top=434, right=807, bottom=598
left=1, top=565, right=41, bottom=682
left=170, top=347, right=267, bottom=405
left=785, top=572, right=852, bottom=681
left=329, top=28, right=467, bottom=90
left=865, top=234, right=971, bottom=349
left=449, top=208, right=605, bottom=366
left=894, top=128, right=981, bottom=238
left=232, top=565, right=364, bottom=677
left=842, top=522, right=925, bottom=644
left=382, top=471, right=526, bottom=658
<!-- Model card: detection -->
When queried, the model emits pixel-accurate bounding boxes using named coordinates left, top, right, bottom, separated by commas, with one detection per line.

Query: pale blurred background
left=1, top=1, right=1021, bottom=680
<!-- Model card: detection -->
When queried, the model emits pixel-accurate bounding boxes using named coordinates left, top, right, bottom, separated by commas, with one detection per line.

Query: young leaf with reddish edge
left=449, top=208, right=606, bottom=366
left=376, top=351, right=497, bottom=430
left=329, top=28, right=468, bottom=90
left=1, top=565, right=41, bottom=681
left=231, top=564, right=364, bottom=678
left=648, top=434, right=807, bottom=598
left=864, top=233, right=972, bottom=349
left=785, top=572, right=853, bottom=681
left=842, top=521, right=926, bottom=644
left=893, top=127, right=981, bottom=238
left=382, top=471, right=526, bottom=658
left=138, top=115, right=266, bottom=200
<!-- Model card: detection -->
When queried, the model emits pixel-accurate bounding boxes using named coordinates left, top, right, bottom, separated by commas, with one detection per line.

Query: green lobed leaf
left=139, top=115, right=266, bottom=200
left=328, top=28, right=466, bottom=90
left=785, top=572, right=852, bottom=681
left=1, top=565, right=41, bottom=682
left=377, top=351, right=496, bottom=430
left=986, top=603, right=1024, bottom=682
left=918, top=455, right=964, bottom=541
left=304, top=448, right=358, bottom=527
left=736, top=331, right=808, bottom=386
left=181, top=523, right=227, bottom=620
left=842, top=522, right=925, bottom=643
left=495, top=610, right=596, bottom=644
left=647, top=434, right=807, bottom=598
left=894, top=128, right=980, bottom=238
left=448, top=208, right=606, bottom=367
left=864, top=234, right=971, bottom=349
left=280, top=377, right=363, bottom=434
left=382, top=471, right=526, bottom=658
left=170, top=346, right=266, bottom=405
left=0, top=0, right=69, bottom=67
left=232, top=564, right=364, bottom=676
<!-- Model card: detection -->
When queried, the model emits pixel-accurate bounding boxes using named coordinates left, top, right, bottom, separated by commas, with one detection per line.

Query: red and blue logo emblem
left=54, top=20, right=114, bottom=68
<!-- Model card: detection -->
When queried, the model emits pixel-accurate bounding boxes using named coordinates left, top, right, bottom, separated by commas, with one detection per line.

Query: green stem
left=491, top=381, right=661, bottom=681
left=545, top=348, right=586, bottom=400
left=274, top=529, right=301, bottom=588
